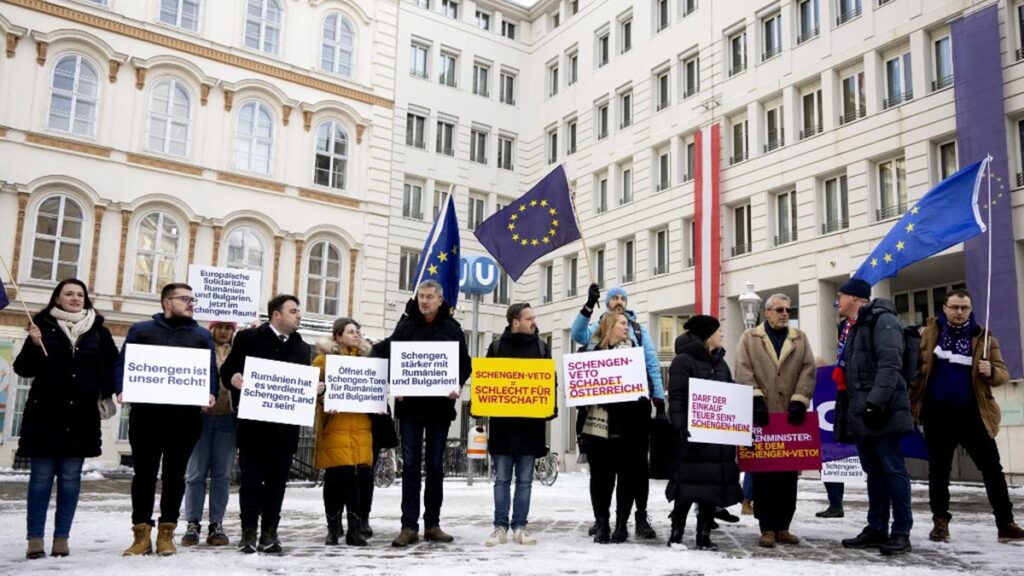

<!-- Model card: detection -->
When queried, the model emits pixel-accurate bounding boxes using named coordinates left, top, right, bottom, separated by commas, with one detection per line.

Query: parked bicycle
left=374, top=447, right=400, bottom=488
left=534, top=452, right=560, bottom=486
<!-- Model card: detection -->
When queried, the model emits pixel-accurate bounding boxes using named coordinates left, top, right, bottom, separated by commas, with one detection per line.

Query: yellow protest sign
left=470, top=357, right=556, bottom=418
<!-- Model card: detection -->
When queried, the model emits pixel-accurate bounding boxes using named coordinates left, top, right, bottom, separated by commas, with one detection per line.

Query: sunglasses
left=768, top=307, right=792, bottom=314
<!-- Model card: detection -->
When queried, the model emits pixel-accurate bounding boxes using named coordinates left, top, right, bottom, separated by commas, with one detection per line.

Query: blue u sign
left=459, top=254, right=499, bottom=295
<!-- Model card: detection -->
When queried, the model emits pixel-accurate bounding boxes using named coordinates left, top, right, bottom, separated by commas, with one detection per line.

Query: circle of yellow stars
left=869, top=205, right=919, bottom=269
left=426, top=244, right=458, bottom=276
left=506, top=198, right=560, bottom=248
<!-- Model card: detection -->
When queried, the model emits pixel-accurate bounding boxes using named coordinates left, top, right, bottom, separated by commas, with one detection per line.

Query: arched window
left=305, top=240, right=343, bottom=316
left=234, top=101, right=274, bottom=174
left=133, top=211, right=181, bottom=294
left=30, top=195, right=84, bottom=282
left=147, top=79, right=192, bottom=157
left=48, top=54, right=99, bottom=137
left=244, top=0, right=282, bottom=54
left=226, top=226, right=264, bottom=271
left=314, top=120, right=348, bottom=190
left=320, top=13, right=354, bottom=76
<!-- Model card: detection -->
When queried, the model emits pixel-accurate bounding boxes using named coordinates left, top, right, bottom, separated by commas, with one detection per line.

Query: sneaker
left=816, top=507, right=845, bottom=518
left=714, top=508, right=740, bottom=524
left=180, top=521, right=200, bottom=547
left=879, top=533, right=912, bottom=556
left=484, top=527, right=507, bottom=547
left=777, top=531, right=801, bottom=545
left=257, top=528, right=282, bottom=555
left=392, top=528, right=419, bottom=547
left=512, top=528, right=537, bottom=545
left=997, top=522, right=1024, bottom=543
left=206, top=522, right=230, bottom=546
left=842, top=526, right=888, bottom=549
left=238, top=528, right=257, bottom=554
left=741, top=500, right=754, bottom=516
left=758, top=531, right=776, bottom=548
left=423, top=526, right=454, bottom=543
left=929, top=518, right=950, bottom=542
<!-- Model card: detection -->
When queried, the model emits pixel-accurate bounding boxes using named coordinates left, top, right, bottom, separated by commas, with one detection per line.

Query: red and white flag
left=694, top=124, right=721, bottom=316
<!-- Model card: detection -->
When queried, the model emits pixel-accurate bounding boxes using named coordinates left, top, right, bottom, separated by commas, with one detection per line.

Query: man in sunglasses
left=735, top=293, right=816, bottom=549
left=911, top=289, right=1023, bottom=544
left=115, top=283, right=218, bottom=556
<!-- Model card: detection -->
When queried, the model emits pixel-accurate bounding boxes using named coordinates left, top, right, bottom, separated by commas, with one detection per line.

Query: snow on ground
left=0, top=473, right=1020, bottom=575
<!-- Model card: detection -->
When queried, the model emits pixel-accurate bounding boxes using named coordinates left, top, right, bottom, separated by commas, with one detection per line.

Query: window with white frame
left=655, top=0, right=669, bottom=32
left=884, top=51, right=913, bottom=108
left=938, top=140, right=958, bottom=181
left=442, top=0, right=459, bottom=20
left=653, top=228, right=669, bottom=275
left=403, top=181, right=423, bottom=219
left=500, top=71, right=516, bottom=104
left=548, top=62, right=559, bottom=97
left=436, top=119, right=455, bottom=156
left=839, top=70, right=865, bottom=125
left=470, top=129, right=487, bottom=163
left=596, top=102, right=609, bottom=139
left=801, top=88, right=822, bottom=138
left=244, top=0, right=282, bottom=54
left=233, top=101, right=273, bottom=174
left=594, top=247, right=605, bottom=288
left=681, top=0, right=698, bottom=17
left=567, top=50, right=579, bottom=85
left=321, top=13, right=354, bottom=77
left=1017, top=3, right=1024, bottom=61
left=413, top=0, right=430, bottom=8
left=305, top=240, right=342, bottom=316
left=10, top=375, right=33, bottom=438
left=877, top=157, right=907, bottom=220
left=147, top=78, right=191, bottom=157
left=619, top=90, right=633, bottom=128
left=117, top=403, right=130, bottom=442
left=226, top=226, right=264, bottom=270
left=48, top=54, right=99, bottom=137
left=467, top=195, right=485, bottom=230
left=566, top=119, right=578, bottom=155
left=762, top=12, right=782, bottom=61
left=473, top=62, right=489, bottom=97
left=498, top=135, right=514, bottom=170
left=410, top=43, right=428, bottom=78
left=159, top=0, right=200, bottom=31
left=620, top=16, right=633, bottom=53
left=683, top=55, right=699, bottom=98
left=683, top=218, right=695, bottom=267
left=822, top=174, right=849, bottom=234
left=733, top=204, right=752, bottom=256
left=398, top=248, right=418, bottom=291
left=797, top=0, right=819, bottom=44
left=655, top=69, right=670, bottom=111
left=476, top=10, right=490, bottom=30
left=406, top=112, right=426, bottom=148
left=836, top=0, right=861, bottom=26
left=133, top=211, right=180, bottom=293
left=596, top=31, right=610, bottom=67
left=622, top=238, right=635, bottom=282
left=621, top=167, right=633, bottom=204
left=765, top=104, right=783, bottom=152
left=731, top=118, right=748, bottom=164
left=502, top=20, right=517, bottom=40
left=314, top=120, right=348, bottom=190
left=729, top=30, right=747, bottom=76
left=774, top=189, right=798, bottom=245
left=433, top=187, right=446, bottom=219
left=439, top=52, right=458, bottom=87
left=547, top=129, right=558, bottom=163
left=540, top=263, right=554, bottom=303
left=565, top=256, right=579, bottom=297
left=684, top=138, right=695, bottom=181
left=30, top=195, right=83, bottom=282
left=493, top=267, right=510, bottom=304
left=933, top=36, right=953, bottom=90
left=551, top=11, right=561, bottom=28
left=657, top=149, right=670, bottom=191
left=596, top=175, right=608, bottom=213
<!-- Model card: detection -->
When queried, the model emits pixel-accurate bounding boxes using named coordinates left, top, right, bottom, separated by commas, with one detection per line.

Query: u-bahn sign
left=460, top=254, right=499, bottom=294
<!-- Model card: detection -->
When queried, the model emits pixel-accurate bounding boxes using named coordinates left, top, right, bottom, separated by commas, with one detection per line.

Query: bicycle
left=534, top=452, right=560, bottom=486
left=374, top=447, right=399, bottom=488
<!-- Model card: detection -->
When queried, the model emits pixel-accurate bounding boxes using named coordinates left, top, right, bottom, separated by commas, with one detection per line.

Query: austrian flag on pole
left=694, top=124, right=721, bottom=316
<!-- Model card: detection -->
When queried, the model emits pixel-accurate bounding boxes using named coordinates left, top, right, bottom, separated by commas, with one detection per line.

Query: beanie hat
left=838, top=278, right=871, bottom=300
left=684, top=314, right=720, bottom=342
left=605, top=285, right=628, bottom=306
left=208, top=320, right=237, bottom=330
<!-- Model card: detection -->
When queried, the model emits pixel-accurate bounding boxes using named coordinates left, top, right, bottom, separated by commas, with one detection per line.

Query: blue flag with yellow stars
left=0, top=275, right=8, bottom=311
left=474, top=165, right=582, bottom=282
left=413, top=191, right=461, bottom=309
left=854, top=157, right=990, bottom=285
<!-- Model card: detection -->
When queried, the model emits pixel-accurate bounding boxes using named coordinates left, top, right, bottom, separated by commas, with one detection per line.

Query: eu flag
left=413, top=191, right=461, bottom=310
left=474, top=165, right=582, bottom=281
left=0, top=276, right=8, bottom=311
left=854, top=157, right=990, bottom=285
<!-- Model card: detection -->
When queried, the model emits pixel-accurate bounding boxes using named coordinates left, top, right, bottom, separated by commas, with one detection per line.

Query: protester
left=666, top=315, right=743, bottom=551
left=835, top=278, right=913, bottom=555
left=181, top=321, right=238, bottom=547
left=572, top=284, right=662, bottom=539
left=735, top=293, right=816, bottom=548
left=223, top=295, right=312, bottom=554
left=372, top=280, right=471, bottom=547
left=741, top=474, right=754, bottom=515
left=312, top=317, right=373, bottom=547
left=115, top=283, right=218, bottom=556
left=483, top=303, right=552, bottom=547
left=817, top=482, right=845, bottom=518
left=14, top=279, right=118, bottom=559
left=912, top=289, right=1024, bottom=543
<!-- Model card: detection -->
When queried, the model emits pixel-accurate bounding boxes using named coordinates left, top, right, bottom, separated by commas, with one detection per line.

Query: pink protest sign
left=738, top=412, right=822, bottom=472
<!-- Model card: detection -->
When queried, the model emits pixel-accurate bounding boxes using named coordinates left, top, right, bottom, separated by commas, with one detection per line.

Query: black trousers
left=128, top=404, right=201, bottom=526
left=323, top=465, right=369, bottom=520
left=238, top=445, right=293, bottom=531
left=924, top=400, right=1015, bottom=526
left=752, top=471, right=799, bottom=532
left=588, top=435, right=647, bottom=520
left=672, top=499, right=715, bottom=532
left=358, top=449, right=380, bottom=521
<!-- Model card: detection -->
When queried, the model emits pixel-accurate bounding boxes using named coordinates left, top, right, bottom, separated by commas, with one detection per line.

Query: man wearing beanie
left=735, top=293, right=816, bottom=548
left=572, top=283, right=664, bottom=539
left=835, top=278, right=914, bottom=555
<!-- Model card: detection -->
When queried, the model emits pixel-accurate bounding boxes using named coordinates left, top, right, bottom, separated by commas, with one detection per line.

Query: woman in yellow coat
left=313, top=317, right=373, bottom=546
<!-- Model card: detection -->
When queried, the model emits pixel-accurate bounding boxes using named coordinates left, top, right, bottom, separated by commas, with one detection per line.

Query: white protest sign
left=389, top=341, right=460, bottom=397
left=324, top=355, right=389, bottom=413
left=821, top=456, right=866, bottom=484
left=237, top=356, right=318, bottom=426
left=687, top=379, right=754, bottom=447
left=189, top=265, right=261, bottom=324
left=563, top=347, right=648, bottom=408
left=122, top=343, right=212, bottom=406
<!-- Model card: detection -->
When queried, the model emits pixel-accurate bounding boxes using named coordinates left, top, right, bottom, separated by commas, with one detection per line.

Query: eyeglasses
left=945, top=304, right=972, bottom=312
left=769, top=307, right=792, bottom=314
left=166, top=295, right=198, bottom=304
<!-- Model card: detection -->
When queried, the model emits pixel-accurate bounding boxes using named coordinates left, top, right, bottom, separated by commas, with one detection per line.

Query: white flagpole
left=983, top=155, right=993, bottom=359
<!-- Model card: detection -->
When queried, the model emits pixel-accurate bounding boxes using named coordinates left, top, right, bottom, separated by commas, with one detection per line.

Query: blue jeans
left=825, top=482, right=845, bottom=510
left=493, top=454, right=535, bottom=530
left=400, top=419, right=449, bottom=530
left=742, top=472, right=754, bottom=501
left=856, top=434, right=913, bottom=536
left=184, top=413, right=237, bottom=524
left=26, top=457, right=84, bottom=539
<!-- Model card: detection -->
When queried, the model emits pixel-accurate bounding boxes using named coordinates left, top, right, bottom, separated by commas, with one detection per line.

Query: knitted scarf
left=934, top=313, right=975, bottom=367
left=49, top=307, right=95, bottom=350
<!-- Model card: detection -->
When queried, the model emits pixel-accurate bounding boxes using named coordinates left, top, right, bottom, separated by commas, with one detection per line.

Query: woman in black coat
left=13, top=279, right=118, bottom=559
left=666, top=315, right=742, bottom=550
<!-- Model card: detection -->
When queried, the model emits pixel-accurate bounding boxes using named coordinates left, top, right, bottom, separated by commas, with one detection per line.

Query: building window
left=476, top=10, right=490, bottom=30
left=566, top=120, right=578, bottom=155
left=684, top=139, right=695, bottom=181
left=653, top=228, right=669, bottom=275
left=542, top=263, right=553, bottom=303
left=502, top=20, right=517, bottom=40
left=683, top=218, right=695, bottom=267
left=321, top=13, right=355, bottom=77
left=682, top=0, right=698, bottom=17
left=594, top=248, right=605, bottom=288
left=839, top=71, right=866, bottom=125
left=48, top=54, right=99, bottom=137
left=493, top=267, right=510, bottom=304
left=403, top=181, right=423, bottom=219
left=567, top=50, right=578, bottom=85
left=621, top=168, right=633, bottom=204
left=500, top=71, right=516, bottom=104
left=596, top=176, right=608, bottom=213
left=731, top=119, right=748, bottom=164
left=117, top=403, right=130, bottom=442
left=822, top=174, right=849, bottom=234
left=547, top=129, right=558, bottom=164
left=410, top=44, right=428, bottom=78
left=655, top=0, right=669, bottom=33
left=314, top=120, right=348, bottom=190
left=233, top=101, right=273, bottom=174
left=498, top=136, right=514, bottom=170
left=933, top=36, right=954, bottom=91
left=596, top=103, right=609, bottom=140
left=656, top=70, right=670, bottom=111
left=729, top=30, right=747, bottom=76
left=762, top=13, right=782, bottom=61
left=938, top=141, right=958, bottom=181
left=883, top=52, right=913, bottom=108
left=619, top=90, right=633, bottom=128
left=764, top=105, right=783, bottom=152
left=146, top=79, right=191, bottom=157
left=413, top=0, right=430, bottom=8
left=30, top=195, right=83, bottom=282
left=551, top=11, right=560, bottom=29
left=877, top=157, right=907, bottom=220
left=399, top=248, right=418, bottom=291
left=797, top=0, right=819, bottom=44
left=473, top=63, right=489, bottom=97
left=565, top=256, right=578, bottom=297
left=657, top=151, right=670, bottom=190
left=774, top=190, right=798, bottom=246
left=436, top=119, right=455, bottom=156
left=467, top=195, right=485, bottom=230
left=683, top=55, right=699, bottom=98
left=801, top=88, right=823, bottom=139
left=442, top=0, right=459, bottom=20
left=597, top=32, right=610, bottom=67
left=133, top=212, right=180, bottom=293
left=226, top=226, right=264, bottom=270
left=244, top=0, right=282, bottom=54
left=1017, top=3, right=1024, bottom=61
left=733, top=204, right=752, bottom=256
left=305, top=240, right=342, bottom=316
left=836, top=0, right=862, bottom=26
left=439, top=52, right=458, bottom=87
left=548, top=63, right=559, bottom=97
left=470, top=129, right=487, bottom=163
left=620, top=17, right=633, bottom=53
left=159, top=0, right=200, bottom=31
left=406, top=113, right=426, bottom=148
left=622, top=239, right=635, bottom=283
left=433, top=187, right=446, bottom=219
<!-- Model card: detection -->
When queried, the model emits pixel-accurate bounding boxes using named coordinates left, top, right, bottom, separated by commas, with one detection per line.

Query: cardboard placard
left=470, top=357, right=556, bottom=418
left=389, top=341, right=460, bottom=397
left=738, top=412, right=823, bottom=472
left=563, top=347, right=648, bottom=408
left=323, top=355, right=389, bottom=413
left=237, top=356, right=318, bottom=426
left=121, top=343, right=212, bottom=406
left=687, top=379, right=753, bottom=446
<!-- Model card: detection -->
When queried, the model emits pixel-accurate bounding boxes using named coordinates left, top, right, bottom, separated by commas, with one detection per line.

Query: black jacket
left=114, top=313, right=218, bottom=397
left=665, top=333, right=743, bottom=507
left=14, top=313, right=119, bottom=458
left=222, top=323, right=312, bottom=454
left=372, top=299, right=472, bottom=423
left=485, top=328, right=552, bottom=457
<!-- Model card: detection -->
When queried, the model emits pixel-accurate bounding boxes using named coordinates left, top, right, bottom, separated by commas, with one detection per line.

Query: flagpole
left=565, top=170, right=596, bottom=288
left=0, top=254, right=47, bottom=357
left=983, top=155, right=993, bottom=359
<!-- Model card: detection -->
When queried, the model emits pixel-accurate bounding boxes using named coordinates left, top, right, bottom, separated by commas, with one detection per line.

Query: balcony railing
left=731, top=243, right=752, bottom=257
left=542, top=293, right=552, bottom=304
left=619, top=195, right=633, bottom=205
left=821, top=218, right=850, bottom=234
left=596, top=203, right=608, bottom=214
left=883, top=90, right=913, bottom=109
left=774, top=230, right=798, bottom=246
left=656, top=181, right=670, bottom=191
left=1017, top=172, right=1024, bottom=188
left=838, top=105, right=866, bottom=125
left=836, top=5, right=862, bottom=26
left=876, top=203, right=907, bottom=221
left=652, top=264, right=669, bottom=276
left=800, top=123, right=822, bottom=140
left=763, top=130, right=784, bottom=153
left=621, top=273, right=635, bottom=283
left=682, top=173, right=694, bottom=183
left=762, top=45, right=782, bottom=62
left=410, top=68, right=427, bottom=79
left=932, top=74, right=954, bottom=91
left=730, top=151, right=748, bottom=165
left=657, top=100, right=670, bottom=111
left=729, top=60, right=747, bottom=77
left=566, top=287, right=578, bottom=298
left=1017, top=48, right=1024, bottom=62
left=797, top=26, right=820, bottom=45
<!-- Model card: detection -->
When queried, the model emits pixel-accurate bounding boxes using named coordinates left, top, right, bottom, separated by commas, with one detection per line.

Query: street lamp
left=738, top=281, right=763, bottom=330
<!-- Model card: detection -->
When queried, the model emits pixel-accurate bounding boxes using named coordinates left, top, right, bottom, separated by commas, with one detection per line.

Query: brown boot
left=51, top=536, right=69, bottom=557
left=26, top=537, right=45, bottom=559
left=123, top=523, right=153, bottom=556
left=391, top=527, right=419, bottom=547
left=998, top=522, right=1024, bottom=543
left=929, top=518, right=950, bottom=542
left=741, top=500, right=754, bottom=515
left=155, top=522, right=177, bottom=556
left=758, top=531, right=776, bottom=548
left=424, top=526, right=454, bottom=543
left=777, top=531, right=801, bottom=545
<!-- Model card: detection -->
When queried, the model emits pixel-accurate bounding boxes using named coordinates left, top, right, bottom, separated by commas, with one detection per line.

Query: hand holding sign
left=389, top=341, right=460, bottom=397
left=687, top=379, right=753, bottom=446
left=237, top=356, right=318, bottom=426
left=471, top=358, right=556, bottom=418
left=324, top=356, right=388, bottom=413
left=122, top=344, right=213, bottom=407
left=562, top=348, right=647, bottom=408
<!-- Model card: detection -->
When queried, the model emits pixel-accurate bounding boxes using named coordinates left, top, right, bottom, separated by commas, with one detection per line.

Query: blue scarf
left=935, top=313, right=975, bottom=366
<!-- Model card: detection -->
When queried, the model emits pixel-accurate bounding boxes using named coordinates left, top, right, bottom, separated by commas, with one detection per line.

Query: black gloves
left=863, top=403, right=887, bottom=431
left=586, top=283, right=600, bottom=309
left=787, top=401, right=807, bottom=426
left=653, top=398, right=666, bottom=419
left=753, top=396, right=769, bottom=427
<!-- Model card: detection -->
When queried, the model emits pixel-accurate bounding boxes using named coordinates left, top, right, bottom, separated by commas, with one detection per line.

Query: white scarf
left=49, top=307, right=96, bottom=348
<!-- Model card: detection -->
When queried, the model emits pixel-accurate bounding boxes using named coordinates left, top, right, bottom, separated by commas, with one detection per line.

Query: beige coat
left=735, top=323, right=816, bottom=411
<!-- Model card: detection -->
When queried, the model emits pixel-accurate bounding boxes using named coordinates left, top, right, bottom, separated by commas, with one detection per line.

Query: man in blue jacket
left=115, top=282, right=218, bottom=557
left=571, top=283, right=664, bottom=538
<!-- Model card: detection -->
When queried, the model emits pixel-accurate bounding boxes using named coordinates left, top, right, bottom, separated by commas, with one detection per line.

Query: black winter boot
left=593, top=517, right=611, bottom=544
left=695, top=518, right=718, bottom=551
left=325, top=514, right=340, bottom=546
left=635, top=510, right=657, bottom=539
left=345, top=514, right=368, bottom=547
left=667, top=511, right=686, bottom=546
left=610, top=513, right=630, bottom=543
left=238, top=528, right=258, bottom=554
left=587, top=521, right=598, bottom=536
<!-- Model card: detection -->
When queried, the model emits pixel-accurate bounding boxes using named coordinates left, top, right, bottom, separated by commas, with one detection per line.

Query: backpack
left=867, top=311, right=922, bottom=387
left=487, top=337, right=547, bottom=358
